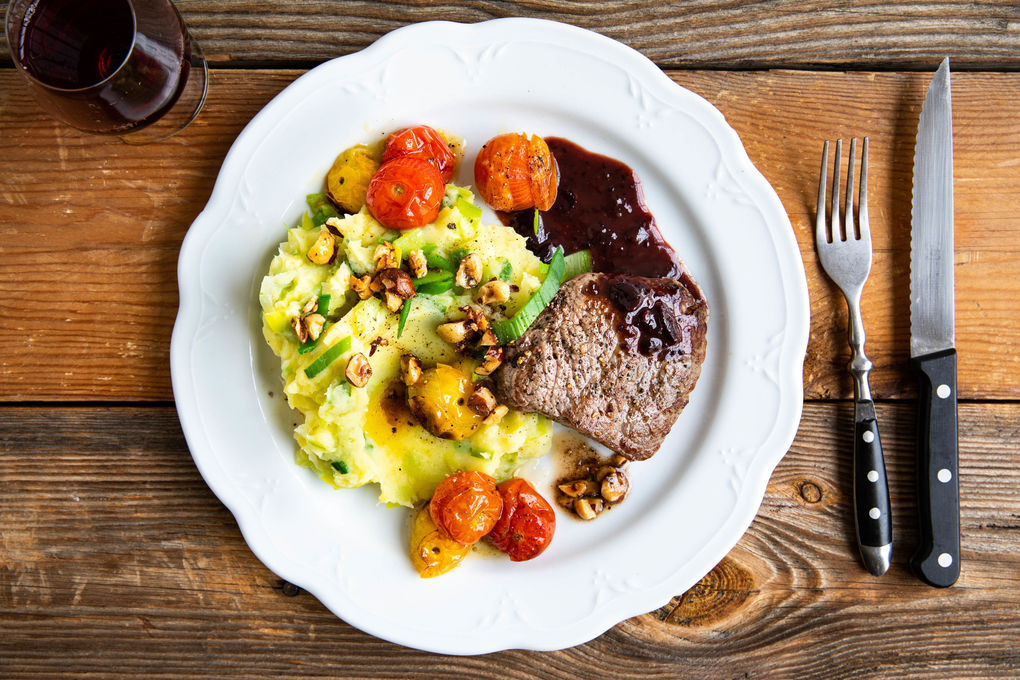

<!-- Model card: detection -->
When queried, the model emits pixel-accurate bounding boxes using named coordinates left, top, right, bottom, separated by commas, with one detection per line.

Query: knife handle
left=854, top=400, right=891, bottom=575
left=910, top=348, right=961, bottom=588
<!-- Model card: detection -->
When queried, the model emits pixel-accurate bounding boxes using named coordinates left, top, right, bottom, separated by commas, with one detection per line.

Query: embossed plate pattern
left=170, top=18, right=809, bottom=654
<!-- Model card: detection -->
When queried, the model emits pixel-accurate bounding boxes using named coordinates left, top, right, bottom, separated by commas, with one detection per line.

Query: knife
left=909, top=57, right=960, bottom=588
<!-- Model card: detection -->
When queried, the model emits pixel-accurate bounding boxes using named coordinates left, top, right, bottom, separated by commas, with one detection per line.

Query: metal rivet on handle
left=936, top=384, right=951, bottom=399
left=937, top=468, right=952, bottom=483
left=938, top=553, right=953, bottom=568
left=869, top=507, right=881, bottom=519
left=862, top=430, right=875, bottom=443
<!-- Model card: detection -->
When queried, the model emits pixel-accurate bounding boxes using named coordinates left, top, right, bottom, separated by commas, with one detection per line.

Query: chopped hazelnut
left=455, top=253, right=483, bottom=288
left=291, top=315, right=309, bottom=344
left=350, top=274, right=373, bottom=300
left=307, top=229, right=337, bottom=265
left=437, top=320, right=470, bottom=345
left=476, top=329, right=498, bottom=347
left=373, top=242, right=399, bottom=271
left=467, top=386, right=496, bottom=417
left=477, top=279, right=511, bottom=305
left=301, top=298, right=318, bottom=315
left=573, top=497, right=604, bottom=520
left=408, top=249, right=428, bottom=279
left=482, top=404, right=508, bottom=427
left=558, top=480, right=598, bottom=498
left=303, top=313, right=326, bottom=342
left=375, top=268, right=416, bottom=300
left=460, top=305, right=489, bottom=332
left=600, top=469, right=630, bottom=504
left=345, top=352, right=372, bottom=388
left=400, top=354, right=422, bottom=386
left=475, top=346, right=503, bottom=376
left=384, top=291, right=403, bottom=312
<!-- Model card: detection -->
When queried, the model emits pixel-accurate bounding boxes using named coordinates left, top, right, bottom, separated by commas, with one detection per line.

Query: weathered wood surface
left=1, top=403, right=1017, bottom=678
left=2, top=69, right=1018, bottom=401
left=3, top=1, right=1020, bottom=69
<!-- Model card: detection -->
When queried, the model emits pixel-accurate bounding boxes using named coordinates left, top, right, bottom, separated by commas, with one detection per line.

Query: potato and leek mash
left=259, top=185, right=552, bottom=507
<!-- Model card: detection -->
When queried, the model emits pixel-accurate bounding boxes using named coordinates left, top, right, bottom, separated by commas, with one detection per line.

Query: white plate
left=171, top=18, right=809, bottom=655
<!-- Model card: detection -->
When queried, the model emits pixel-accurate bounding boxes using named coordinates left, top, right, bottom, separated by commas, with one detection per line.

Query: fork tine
left=830, top=139, right=842, bottom=241
left=845, top=138, right=857, bottom=240
left=859, top=137, right=870, bottom=243
left=817, top=140, right=829, bottom=245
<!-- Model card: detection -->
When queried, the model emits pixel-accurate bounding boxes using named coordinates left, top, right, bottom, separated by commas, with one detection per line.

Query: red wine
left=14, top=0, right=192, bottom=133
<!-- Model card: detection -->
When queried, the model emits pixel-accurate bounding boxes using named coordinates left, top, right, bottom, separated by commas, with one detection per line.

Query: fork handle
left=854, top=399, right=892, bottom=575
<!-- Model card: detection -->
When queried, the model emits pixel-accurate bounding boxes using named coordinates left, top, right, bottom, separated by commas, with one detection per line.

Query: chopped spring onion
left=306, top=193, right=339, bottom=227
left=562, top=249, right=593, bottom=280
left=330, top=460, right=349, bottom=474
left=304, top=335, right=352, bottom=378
left=498, top=260, right=513, bottom=282
left=392, top=227, right=427, bottom=255
left=456, top=196, right=482, bottom=223
left=492, top=247, right=565, bottom=344
left=397, top=297, right=413, bottom=338
left=532, top=209, right=540, bottom=235
left=415, top=270, right=455, bottom=295
left=426, top=252, right=454, bottom=271
left=316, top=294, right=331, bottom=315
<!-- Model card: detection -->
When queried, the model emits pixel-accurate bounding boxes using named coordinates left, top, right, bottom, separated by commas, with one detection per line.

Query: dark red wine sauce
left=507, top=137, right=683, bottom=279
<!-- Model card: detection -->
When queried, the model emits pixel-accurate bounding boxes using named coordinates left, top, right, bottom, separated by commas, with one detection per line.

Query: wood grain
left=1, top=403, right=1017, bottom=678
left=2, top=69, right=1019, bottom=401
left=3, top=1, right=1019, bottom=70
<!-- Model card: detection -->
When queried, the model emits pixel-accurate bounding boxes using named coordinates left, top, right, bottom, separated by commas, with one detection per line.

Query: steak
left=493, top=271, right=708, bottom=460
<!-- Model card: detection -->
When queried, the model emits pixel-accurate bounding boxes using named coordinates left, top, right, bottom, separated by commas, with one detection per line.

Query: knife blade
left=909, top=57, right=960, bottom=588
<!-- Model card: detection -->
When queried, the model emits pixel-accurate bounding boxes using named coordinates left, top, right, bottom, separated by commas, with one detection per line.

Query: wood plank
left=1, top=69, right=1019, bottom=401
left=1, top=403, right=1017, bottom=677
left=3, top=1, right=1019, bottom=69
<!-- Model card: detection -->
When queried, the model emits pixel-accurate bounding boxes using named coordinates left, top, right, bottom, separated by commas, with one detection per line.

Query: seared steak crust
left=493, top=272, right=708, bottom=460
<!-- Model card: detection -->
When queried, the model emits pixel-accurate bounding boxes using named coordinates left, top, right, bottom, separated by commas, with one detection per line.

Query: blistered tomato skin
left=409, top=504, right=471, bottom=578
left=382, top=125, right=457, bottom=183
left=474, top=133, right=558, bottom=212
left=430, top=471, right=502, bottom=545
left=365, top=157, right=444, bottom=230
left=487, top=478, right=556, bottom=562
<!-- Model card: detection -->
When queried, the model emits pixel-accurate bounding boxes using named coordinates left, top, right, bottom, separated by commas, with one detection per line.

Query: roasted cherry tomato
left=382, top=125, right=457, bottom=183
left=474, top=132, right=558, bottom=212
left=409, top=504, right=471, bottom=578
left=429, top=470, right=502, bottom=545
left=487, top=478, right=556, bottom=562
left=365, top=157, right=444, bottom=230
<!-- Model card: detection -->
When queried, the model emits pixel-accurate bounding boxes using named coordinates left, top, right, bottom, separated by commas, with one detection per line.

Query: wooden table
left=2, top=2, right=1019, bottom=677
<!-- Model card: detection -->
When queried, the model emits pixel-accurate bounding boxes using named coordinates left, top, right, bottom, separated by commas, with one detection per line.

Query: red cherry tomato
left=487, top=478, right=556, bottom=562
left=365, top=157, right=444, bottom=230
left=382, top=125, right=457, bottom=183
left=429, top=471, right=502, bottom=545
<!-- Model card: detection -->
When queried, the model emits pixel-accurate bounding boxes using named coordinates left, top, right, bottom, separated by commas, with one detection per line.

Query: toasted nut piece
left=375, top=268, right=416, bottom=299
left=303, top=313, right=326, bottom=342
left=600, top=469, right=630, bottom=503
left=384, top=291, right=404, bottom=312
left=400, top=354, right=422, bottom=386
left=345, top=352, right=372, bottom=388
left=467, top=386, right=496, bottom=416
left=373, top=242, right=399, bottom=271
left=350, top=274, right=373, bottom=300
left=437, top=320, right=470, bottom=345
left=558, top=480, right=598, bottom=498
left=476, top=329, right=498, bottom=347
left=477, top=279, right=511, bottom=305
left=596, top=465, right=617, bottom=482
left=611, top=454, right=630, bottom=467
left=369, top=336, right=388, bottom=357
left=460, top=305, right=489, bottom=332
left=307, top=229, right=337, bottom=265
left=573, top=497, right=604, bottom=520
left=301, top=298, right=318, bottom=315
left=475, top=346, right=503, bottom=376
left=291, top=316, right=309, bottom=344
left=455, top=253, right=483, bottom=288
left=482, top=404, right=508, bottom=427
left=408, top=249, right=428, bottom=279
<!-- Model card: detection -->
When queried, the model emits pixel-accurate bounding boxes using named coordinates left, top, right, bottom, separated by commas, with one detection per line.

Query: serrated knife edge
left=910, top=56, right=955, bottom=358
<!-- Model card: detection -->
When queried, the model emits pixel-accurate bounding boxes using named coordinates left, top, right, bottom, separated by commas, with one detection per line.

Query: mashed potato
left=259, top=186, right=552, bottom=506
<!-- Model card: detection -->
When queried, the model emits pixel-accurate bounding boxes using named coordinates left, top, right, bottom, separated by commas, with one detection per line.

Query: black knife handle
left=910, top=348, right=961, bottom=588
left=854, top=400, right=892, bottom=556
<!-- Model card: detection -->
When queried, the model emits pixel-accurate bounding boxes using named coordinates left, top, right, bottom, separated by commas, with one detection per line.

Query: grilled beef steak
left=493, top=271, right=708, bottom=460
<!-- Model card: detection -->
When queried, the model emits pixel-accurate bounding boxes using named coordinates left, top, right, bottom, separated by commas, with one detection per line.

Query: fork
left=816, top=138, right=892, bottom=576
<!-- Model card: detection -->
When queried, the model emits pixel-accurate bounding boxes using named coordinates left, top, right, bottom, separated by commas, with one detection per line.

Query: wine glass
left=5, top=0, right=209, bottom=143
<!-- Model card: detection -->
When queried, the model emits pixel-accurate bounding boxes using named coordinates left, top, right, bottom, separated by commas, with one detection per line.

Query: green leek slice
left=562, top=250, right=592, bottom=280
left=492, top=247, right=565, bottom=345
left=304, top=335, right=352, bottom=378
